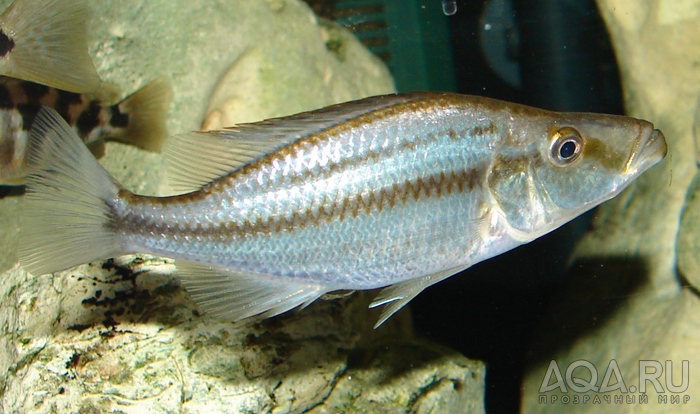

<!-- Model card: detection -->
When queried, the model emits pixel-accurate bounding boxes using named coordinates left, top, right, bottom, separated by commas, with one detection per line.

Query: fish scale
left=19, top=92, right=666, bottom=327
left=116, top=103, right=497, bottom=280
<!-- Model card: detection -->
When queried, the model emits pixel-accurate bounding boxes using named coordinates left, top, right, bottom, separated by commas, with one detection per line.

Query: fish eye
left=550, top=127, right=583, bottom=166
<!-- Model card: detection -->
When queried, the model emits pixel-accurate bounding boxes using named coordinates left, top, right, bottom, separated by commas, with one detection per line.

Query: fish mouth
left=626, top=127, right=667, bottom=176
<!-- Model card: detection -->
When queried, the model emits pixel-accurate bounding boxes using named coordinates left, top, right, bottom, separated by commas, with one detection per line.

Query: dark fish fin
left=175, top=261, right=327, bottom=322
left=370, top=266, right=466, bottom=328
left=164, top=93, right=423, bottom=193
left=18, top=107, right=122, bottom=276
left=111, top=77, right=171, bottom=152
left=0, top=0, right=101, bottom=92
left=86, top=138, right=106, bottom=159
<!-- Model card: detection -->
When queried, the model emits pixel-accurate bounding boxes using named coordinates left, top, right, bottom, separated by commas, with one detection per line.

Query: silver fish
left=18, top=93, right=667, bottom=327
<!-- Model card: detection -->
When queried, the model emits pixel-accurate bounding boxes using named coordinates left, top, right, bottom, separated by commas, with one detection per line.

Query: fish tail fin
left=18, top=107, right=124, bottom=276
left=0, top=0, right=100, bottom=92
left=109, top=77, right=171, bottom=152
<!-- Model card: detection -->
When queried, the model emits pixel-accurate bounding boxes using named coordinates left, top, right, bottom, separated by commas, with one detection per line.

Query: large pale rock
left=0, top=0, right=485, bottom=413
left=522, top=1, right=700, bottom=413
left=1, top=256, right=482, bottom=413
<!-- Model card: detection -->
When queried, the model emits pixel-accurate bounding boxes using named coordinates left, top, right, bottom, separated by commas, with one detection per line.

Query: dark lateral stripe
left=0, top=30, right=14, bottom=58
left=0, top=84, right=13, bottom=109
left=208, top=122, right=494, bottom=199
left=76, top=100, right=101, bottom=138
left=120, top=165, right=484, bottom=239
left=126, top=122, right=495, bottom=237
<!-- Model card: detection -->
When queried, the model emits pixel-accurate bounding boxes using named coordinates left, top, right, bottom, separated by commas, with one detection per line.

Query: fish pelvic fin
left=370, top=267, right=467, bottom=328
left=108, top=77, right=171, bottom=152
left=175, top=261, right=328, bottom=323
left=0, top=0, right=101, bottom=93
left=18, top=107, right=123, bottom=276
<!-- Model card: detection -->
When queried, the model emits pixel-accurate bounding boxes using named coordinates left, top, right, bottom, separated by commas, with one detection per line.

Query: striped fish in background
left=0, top=0, right=170, bottom=185
left=0, top=77, right=170, bottom=185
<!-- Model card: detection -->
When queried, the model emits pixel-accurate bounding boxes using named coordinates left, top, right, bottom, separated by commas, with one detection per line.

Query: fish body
left=0, top=77, right=170, bottom=185
left=18, top=93, right=667, bottom=327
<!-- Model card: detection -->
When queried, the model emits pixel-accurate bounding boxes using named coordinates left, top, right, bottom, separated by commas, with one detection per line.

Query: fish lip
left=626, top=127, right=667, bottom=176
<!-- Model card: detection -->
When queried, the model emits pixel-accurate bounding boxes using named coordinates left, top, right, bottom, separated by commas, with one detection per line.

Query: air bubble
left=442, top=0, right=457, bottom=16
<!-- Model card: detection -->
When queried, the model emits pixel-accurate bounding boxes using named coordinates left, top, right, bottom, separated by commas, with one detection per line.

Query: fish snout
left=646, top=129, right=668, bottom=159
left=627, top=127, right=667, bottom=175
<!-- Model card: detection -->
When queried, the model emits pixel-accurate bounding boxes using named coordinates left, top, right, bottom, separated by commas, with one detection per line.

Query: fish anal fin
left=175, top=261, right=328, bottom=323
left=0, top=0, right=101, bottom=92
left=370, top=267, right=466, bottom=328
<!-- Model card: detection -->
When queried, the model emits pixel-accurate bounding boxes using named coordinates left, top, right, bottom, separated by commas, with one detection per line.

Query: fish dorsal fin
left=370, top=266, right=467, bottom=328
left=164, top=93, right=421, bottom=193
left=175, top=261, right=328, bottom=322
left=164, top=128, right=295, bottom=194
left=0, top=0, right=101, bottom=93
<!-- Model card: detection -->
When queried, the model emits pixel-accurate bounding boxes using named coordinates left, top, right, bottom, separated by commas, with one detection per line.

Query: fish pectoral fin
left=0, top=0, right=101, bottom=92
left=175, top=261, right=328, bottom=323
left=370, top=266, right=466, bottom=329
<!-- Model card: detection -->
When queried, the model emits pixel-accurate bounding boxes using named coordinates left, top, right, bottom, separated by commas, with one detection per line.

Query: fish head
left=488, top=112, right=667, bottom=239
left=536, top=113, right=667, bottom=212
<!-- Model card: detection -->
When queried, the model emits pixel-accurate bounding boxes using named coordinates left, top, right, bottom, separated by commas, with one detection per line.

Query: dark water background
left=307, top=1, right=623, bottom=412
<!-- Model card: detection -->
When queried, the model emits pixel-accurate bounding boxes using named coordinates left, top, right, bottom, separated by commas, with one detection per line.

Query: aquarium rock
left=0, top=0, right=485, bottom=413
left=522, top=0, right=700, bottom=412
